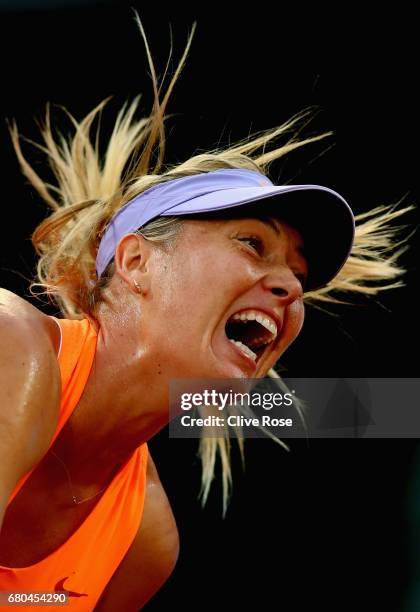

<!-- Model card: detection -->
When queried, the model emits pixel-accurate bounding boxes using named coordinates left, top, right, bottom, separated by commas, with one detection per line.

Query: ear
left=114, top=233, right=152, bottom=293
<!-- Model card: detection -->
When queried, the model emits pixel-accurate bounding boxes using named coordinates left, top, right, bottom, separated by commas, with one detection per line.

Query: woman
left=0, top=16, right=410, bottom=611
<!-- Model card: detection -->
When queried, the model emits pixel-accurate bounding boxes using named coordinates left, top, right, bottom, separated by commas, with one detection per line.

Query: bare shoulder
left=0, top=288, right=62, bottom=493
left=94, top=452, right=179, bottom=611
left=0, top=287, right=42, bottom=317
left=0, top=288, right=60, bottom=355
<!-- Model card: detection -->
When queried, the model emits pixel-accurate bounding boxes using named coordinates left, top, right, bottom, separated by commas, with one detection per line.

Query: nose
left=263, top=268, right=304, bottom=305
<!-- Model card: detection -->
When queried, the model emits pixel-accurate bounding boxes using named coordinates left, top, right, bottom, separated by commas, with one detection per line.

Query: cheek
left=290, top=299, right=305, bottom=333
left=144, top=256, right=214, bottom=350
left=281, top=299, right=305, bottom=347
left=259, top=300, right=305, bottom=376
left=153, top=245, right=247, bottom=318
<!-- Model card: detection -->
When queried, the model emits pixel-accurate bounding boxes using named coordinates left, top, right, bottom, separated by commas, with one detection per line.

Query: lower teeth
left=229, top=339, right=257, bottom=361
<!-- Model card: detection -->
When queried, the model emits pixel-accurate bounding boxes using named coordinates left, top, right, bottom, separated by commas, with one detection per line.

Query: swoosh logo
left=54, top=576, right=88, bottom=598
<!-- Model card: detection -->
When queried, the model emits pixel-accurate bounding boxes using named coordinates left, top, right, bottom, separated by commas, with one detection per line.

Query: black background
left=0, top=2, right=418, bottom=610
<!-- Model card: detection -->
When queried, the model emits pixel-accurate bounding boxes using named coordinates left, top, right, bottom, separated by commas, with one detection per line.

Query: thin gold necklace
left=50, top=450, right=110, bottom=506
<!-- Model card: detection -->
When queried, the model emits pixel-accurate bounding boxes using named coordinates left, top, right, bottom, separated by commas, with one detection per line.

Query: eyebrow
left=259, top=218, right=306, bottom=258
left=260, top=217, right=280, bottom=236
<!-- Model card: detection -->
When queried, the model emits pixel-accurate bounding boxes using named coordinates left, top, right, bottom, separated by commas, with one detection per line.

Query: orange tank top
left=0, top=317, right=149, bottom=610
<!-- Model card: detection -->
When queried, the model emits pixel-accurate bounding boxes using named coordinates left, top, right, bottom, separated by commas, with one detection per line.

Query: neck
left=52, top=305, right=169, bottom=487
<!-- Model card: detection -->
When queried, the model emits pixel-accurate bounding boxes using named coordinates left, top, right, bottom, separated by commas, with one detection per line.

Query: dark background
left=0, top=2, right=418, bottom=610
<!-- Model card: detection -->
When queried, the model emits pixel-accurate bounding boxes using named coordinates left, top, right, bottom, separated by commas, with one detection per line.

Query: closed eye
left=237, top=235, right=264, bottom=255
left=237, top=234, right=307, bottom=289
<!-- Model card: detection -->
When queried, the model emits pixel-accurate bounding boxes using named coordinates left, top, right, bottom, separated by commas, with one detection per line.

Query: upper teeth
left=231, top=310, right=277, bottom=338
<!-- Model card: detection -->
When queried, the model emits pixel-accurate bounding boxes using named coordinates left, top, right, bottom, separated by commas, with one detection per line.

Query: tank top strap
left=50, top=317, right=98, bottom=444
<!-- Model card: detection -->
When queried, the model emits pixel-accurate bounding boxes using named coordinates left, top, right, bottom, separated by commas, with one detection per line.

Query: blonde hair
left=10, top=14, right=414, bottom=513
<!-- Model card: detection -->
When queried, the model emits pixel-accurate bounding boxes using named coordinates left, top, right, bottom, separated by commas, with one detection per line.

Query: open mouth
left=225, top=309, right=278, bottom=365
